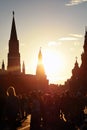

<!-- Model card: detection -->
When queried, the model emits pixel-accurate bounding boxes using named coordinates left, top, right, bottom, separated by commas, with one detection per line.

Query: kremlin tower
left=7, top=12, right=21, bottom=73
left=69, top=28, right=87, bottom=94
left=0, top=12, right=48, bottom=94
left=36, top=48, right=46, bottom=79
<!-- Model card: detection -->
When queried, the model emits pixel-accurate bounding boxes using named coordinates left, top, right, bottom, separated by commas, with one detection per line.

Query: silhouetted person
left=42, top=93, right=61, bottom=130
left=80, top=118, right=87, bottom=130
left=30, top=91, right=41, bottom=130
left=21, top=94, right=29, bottom=119
left=5, top=86, right=20, bottom=130
left=0, top=88, right=6, bottom=129
left=60, top=92, right=76, bottom=130
left=73, top=93, right=85, bottom=127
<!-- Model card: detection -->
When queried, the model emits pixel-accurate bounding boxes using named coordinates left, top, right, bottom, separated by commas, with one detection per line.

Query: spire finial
left=75, top=56, right=78, bottom=64
left=75, top=57, right=78, bottom=65
left=13, top=11, right=14, bottom=16
left=76, top=56, right=78, bottom=61
left=40, top=47, right=41, bottom=49
left=39, top=47, right=42, bottom=55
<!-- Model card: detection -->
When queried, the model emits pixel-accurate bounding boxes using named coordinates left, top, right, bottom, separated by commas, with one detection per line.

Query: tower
left=7, top=12, right=21, bottom=73
left=2, top=60, right=5, bottom=70
left=70, top=28, right=87, bottom=94
left=22, top=61, right=25, bottom=74
left=80, top=27, right=87, bottom=76
left=72, top=57, right=79, bottom=79
left=36, top=48, right=46, bottom=79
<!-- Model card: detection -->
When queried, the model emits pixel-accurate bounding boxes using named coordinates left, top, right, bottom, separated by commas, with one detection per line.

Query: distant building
left=69, top=28, right=87, bottom=95
left=0, top=12, right=49, bottom=95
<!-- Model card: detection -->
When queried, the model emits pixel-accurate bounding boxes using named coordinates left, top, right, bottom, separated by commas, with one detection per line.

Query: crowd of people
left=0, top=86, right=29, bottom=130
left=0, top=86, right=87, bottom=130
left=30, top=91, right=87, bottom=130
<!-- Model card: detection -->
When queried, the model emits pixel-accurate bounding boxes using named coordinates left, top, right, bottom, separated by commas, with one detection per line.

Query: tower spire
left=83, top=26, right=87, bottom=52
left=2, top=60, right=5, bottom=70
left=36, top=48, right=46, bottom=78
left=85, top=26, right=87, bottom=32
left=75, top=57, right=79, bottom=67
left=38, top=47, right=42, bottom=64
left=72, top=57, right=79, bottom=79
left=7, top=12, right=20, bottom=73
left=10, top=11, right=18, bottom=41
left=13, top=11, right=14, bottom=16
left=22, top=61, right=25, bottom=74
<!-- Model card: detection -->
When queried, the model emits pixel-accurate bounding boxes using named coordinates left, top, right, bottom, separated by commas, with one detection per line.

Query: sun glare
left=43, top=49, right=66, bottom=83
left=24, top=47, right=67, bottom=84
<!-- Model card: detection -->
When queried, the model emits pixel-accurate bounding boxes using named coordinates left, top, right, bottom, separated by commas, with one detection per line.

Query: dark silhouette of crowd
left=0, top=86, right=30, bottom=130
left=0, top=86, right=87, bottom=130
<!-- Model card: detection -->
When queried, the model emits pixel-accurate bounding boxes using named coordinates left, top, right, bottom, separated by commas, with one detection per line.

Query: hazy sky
left=0, top=0, right=87, bottom=84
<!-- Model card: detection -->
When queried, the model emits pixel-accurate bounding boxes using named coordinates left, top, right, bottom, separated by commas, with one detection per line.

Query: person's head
left=7, top=86, right=16, bottom=96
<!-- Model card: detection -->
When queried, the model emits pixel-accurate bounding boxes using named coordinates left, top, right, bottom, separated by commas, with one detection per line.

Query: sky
left=0, top=0, right=87, bottom=84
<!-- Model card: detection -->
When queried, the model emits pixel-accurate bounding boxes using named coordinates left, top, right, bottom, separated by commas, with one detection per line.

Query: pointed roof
left=72, top=57, right=79, bottom=71
left=85, top=26, right=87, bottom=32
left=38, top=47, right=42, bottom=61
left=75, top=57, right=79, bottom=68
left=85, top=26, right=87, bottom=37
left=72, top=57, right=79, bottom=77
left=36, top=47, right=46, bottom=77
left=2, top=60, right=5, bottom=70
left=83, top=27, right=87, bottom=52
left=10, top=11, right=18, bottom=41
left=22, top=61, right=25, bottom=74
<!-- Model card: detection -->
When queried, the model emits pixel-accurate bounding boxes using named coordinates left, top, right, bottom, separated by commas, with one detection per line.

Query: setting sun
left=43, top=48, right=66, bottom=83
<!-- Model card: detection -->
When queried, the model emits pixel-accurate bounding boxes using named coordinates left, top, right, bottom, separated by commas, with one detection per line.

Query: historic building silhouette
left=0, top=12, right=49, bottom=95
left=0, top=12, right=87, bottom=95
left=69, top=28, right=87, bottom=95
